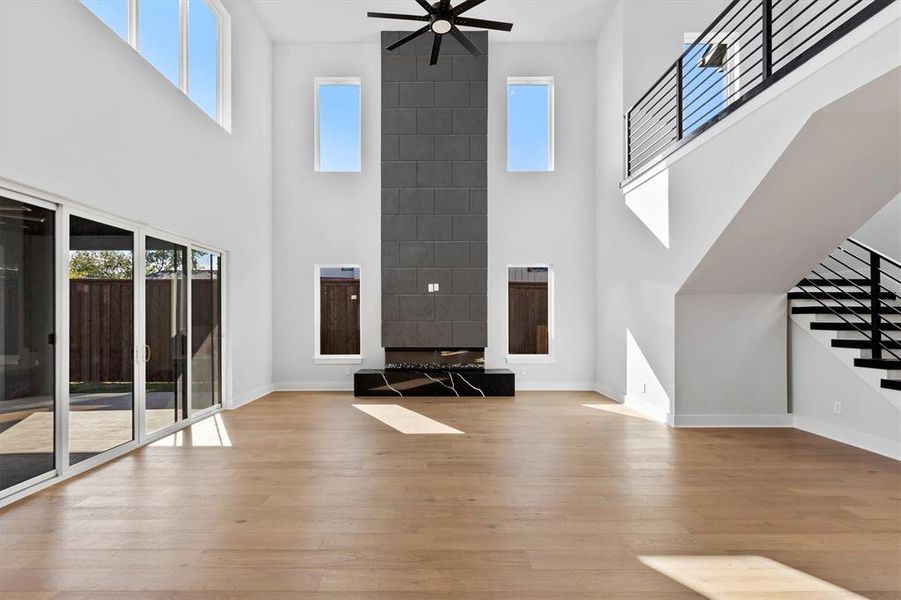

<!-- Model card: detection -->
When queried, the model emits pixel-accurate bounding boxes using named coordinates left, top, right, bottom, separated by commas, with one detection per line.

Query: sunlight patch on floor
left=150, top=414, right=232, bottom=447
left=353, top=404, right=464, bottom=434
left=582, top=403, right=660, bottom=423
left=639, top=555, right=866, bottom=599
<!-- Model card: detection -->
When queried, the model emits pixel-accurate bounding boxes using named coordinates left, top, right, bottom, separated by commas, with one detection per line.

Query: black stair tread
left=798, top=278, right=871, bottom=287
left=811, top=322, right=901, bottom=331
left=792, top=306, right=901, bottom=315
left=832, top=339, right=901, bottom=350
left=856, top=358, right=901, bottom=369
left=788, top=291, right=897, bottom=300
left=881, top=379, right=901, bottom=391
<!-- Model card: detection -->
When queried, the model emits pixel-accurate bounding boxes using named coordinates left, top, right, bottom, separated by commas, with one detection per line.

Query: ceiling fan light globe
left=431, top=19, right=452, bottom=34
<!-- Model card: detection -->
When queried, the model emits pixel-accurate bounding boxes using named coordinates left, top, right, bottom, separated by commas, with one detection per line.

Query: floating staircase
left=790, top=238, right=901, bottom=392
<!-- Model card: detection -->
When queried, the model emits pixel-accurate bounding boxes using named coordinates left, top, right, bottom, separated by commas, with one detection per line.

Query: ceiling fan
left=368, top=0, right=513, bottom=66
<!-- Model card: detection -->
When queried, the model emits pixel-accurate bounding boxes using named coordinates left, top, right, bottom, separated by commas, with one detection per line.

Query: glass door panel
left=0, top=197, right=56, bottom=492
left=68, top=215, right=134, bottom=465
left=145, top=237, right=188, bottom=434
left=191, top=250, right=221, bottom=412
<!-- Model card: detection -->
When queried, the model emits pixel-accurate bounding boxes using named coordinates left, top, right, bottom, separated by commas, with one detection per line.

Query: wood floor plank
left=1, top=391, right=899, bottom=596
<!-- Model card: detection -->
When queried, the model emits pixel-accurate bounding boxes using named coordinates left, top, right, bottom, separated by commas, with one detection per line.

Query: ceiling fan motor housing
left=368, top=0, right=512, bottom=65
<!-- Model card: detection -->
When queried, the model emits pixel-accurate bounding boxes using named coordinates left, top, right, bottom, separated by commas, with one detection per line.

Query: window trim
left=314, top=77, right=363, bottom=173
left=80, top=0, right=232, bottom=131
left=505, top=263, right=555, bottom=364
left=313, top=263, right=363, bottom=364
left=506, top=76, right=555, bottom=173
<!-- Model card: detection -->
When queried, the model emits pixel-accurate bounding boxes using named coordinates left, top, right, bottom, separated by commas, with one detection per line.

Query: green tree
left=69, top=251, right=133, bottom=279
left=69, top=250, right=198, bottom=279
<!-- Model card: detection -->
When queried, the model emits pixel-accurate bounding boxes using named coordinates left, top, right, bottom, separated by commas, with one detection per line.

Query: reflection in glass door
left=0, top=197, right=56, bottom=492
left=191, top=250, right=221, bottom=412
left=145, top=237, right=188, bottom=435
left=69, top=215, right=134, bottom=465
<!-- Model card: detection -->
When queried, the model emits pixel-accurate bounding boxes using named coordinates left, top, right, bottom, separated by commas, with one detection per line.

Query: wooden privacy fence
left=320, top=278, right=360, bottom=355
left=508, top=282, right=549, bottom=355
left=69, top=279, right=134, bottom=383
left=69, top=279, right=214, bottom=383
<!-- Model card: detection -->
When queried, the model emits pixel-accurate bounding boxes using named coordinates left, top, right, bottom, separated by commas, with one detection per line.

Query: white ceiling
left=247, top=1, right=613, bottom=44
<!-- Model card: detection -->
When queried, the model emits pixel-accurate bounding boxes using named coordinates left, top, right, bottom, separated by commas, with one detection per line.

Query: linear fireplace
left=385, top=348, right=485, bottom=372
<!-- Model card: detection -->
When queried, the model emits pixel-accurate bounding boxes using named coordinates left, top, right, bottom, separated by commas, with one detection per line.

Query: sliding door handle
left=144, top=345, right=151, bottom=363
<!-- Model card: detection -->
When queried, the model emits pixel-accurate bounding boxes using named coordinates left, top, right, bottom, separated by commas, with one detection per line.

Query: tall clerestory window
left=80, top=0, right=230, bottom=128
left=507, top=77, right=555, bottom=172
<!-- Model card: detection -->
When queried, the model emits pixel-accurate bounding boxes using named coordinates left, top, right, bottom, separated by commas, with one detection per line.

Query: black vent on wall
left=381, top=30, right=488, bottom=350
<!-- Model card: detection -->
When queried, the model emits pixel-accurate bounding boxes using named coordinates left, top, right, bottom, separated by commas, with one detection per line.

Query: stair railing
left=846, top=238, right=901, bottom=360
left=795, top=238, right=901, bottom=364
left=623, top=0, right=895, bottom=180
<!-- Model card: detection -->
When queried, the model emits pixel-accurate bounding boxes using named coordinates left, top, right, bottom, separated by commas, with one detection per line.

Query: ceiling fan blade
left=386, top=25, right=431, bottom=51
left=413, top=0, right=435, bottom=13
left=367, top=12, right=430, bottom=22
left=454, top=16, right=513, bottom=31
left=452, top=0, right=487, bottom=16
left=429, top=33, right=443, bottom=66
left=449, top=26, right=482, bottom=57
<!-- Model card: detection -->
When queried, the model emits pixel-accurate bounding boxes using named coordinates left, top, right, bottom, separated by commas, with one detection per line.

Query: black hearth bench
left=354, top=369, right=515, bottom=397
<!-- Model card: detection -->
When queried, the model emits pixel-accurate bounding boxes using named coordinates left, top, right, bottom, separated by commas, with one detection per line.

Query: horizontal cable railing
left=624, top=0, right=894, bottom=179
left=794, top=238, right=901, bottom=363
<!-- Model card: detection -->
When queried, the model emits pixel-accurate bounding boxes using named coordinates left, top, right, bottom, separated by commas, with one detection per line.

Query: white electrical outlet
left=428, top=284, right=435, bottom=293
left=522, top=367, right=528, bottom=376
left=833, top=401, right=842, bottom=415
left=434, top=283, right=440, bottom=292
left=344, top=367, right=350, bottom=376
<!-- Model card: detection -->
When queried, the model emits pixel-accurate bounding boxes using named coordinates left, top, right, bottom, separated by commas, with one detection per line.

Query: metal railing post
left=675, top=62, right=684, bottom=140
left=871, top=252, right=882, bottom=360
left=624, top=112, right=632, bottom=177
left=761, top=0, right=773, bottom=80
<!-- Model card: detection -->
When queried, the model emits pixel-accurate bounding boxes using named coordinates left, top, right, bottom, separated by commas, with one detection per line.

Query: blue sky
left=682, top=42, right=728, bottom=134
left=139, top=0, right=180, bottom=85
left=319, top=84, right=362, bottom=172
left=188, top=0, right=219, bottom=119
left=508, top=84, right=550, bottom=172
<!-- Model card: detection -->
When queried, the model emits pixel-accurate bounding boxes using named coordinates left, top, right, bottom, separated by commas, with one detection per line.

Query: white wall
left=854, top=194, right=901, bottom=260
left=791, top=320, right=901, bottom=460
left=270, top=40, right=598, bottom=390
left=270, top=42, right=382, bottom=390
left=488, top=42, right=597, bottom=389
left=0, top=0, right=274, bottom=406
left=675, top=294, right=789, bottom=425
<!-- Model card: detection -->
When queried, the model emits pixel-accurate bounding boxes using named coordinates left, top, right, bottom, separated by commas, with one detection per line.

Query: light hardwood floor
left=1, top=391, right=899, bottom=598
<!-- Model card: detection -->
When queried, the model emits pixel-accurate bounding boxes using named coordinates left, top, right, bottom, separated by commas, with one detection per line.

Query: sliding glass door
left=145, top=237, right=188, bottom=434
left=68, top=215, right=135, bottom=465
left=0, top=197, right=56, bottom=491
left=1, top=185, right=227, bottom=502
left=191, top=249, right=221, bottom=412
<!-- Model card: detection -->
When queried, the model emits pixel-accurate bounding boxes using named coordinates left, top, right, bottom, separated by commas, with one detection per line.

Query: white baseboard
left=229, top=384, right=275, bottom=409
left=516, top=381, right=599, bottom=392
left=623, top=394, right=671, bottom=424
left=274, top=382, right=354, bottom=392
left=671, top=413, right=793, bottom=427
left=794, top=415, right=901, bottom=461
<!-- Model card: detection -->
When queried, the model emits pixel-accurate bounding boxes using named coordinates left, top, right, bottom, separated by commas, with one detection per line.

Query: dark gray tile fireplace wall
left=381, top=31, right=488, bottom=349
